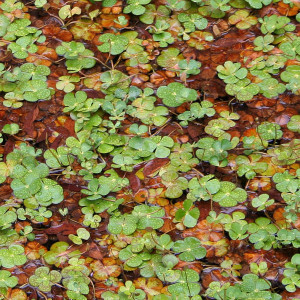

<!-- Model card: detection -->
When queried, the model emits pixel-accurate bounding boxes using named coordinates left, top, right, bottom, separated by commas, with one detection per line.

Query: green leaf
left=254, top=34, right=274, bottom=52
left=175, top=199, right=199, bottom=228
left=225, top=78, right=259, bottom=101
left=59, top=5, right=72, bottom=19
left=157, top=82, right=198, bottom=107
left=2, top=123, right=20, bottom=135
left=213, top=181, right=247, bottom=207
left=76, top=228, right=90, bottom=240
left=168, top=269, right=201, bottom=296
left=108, top=214, right=138, bottom=235
left=124, top=0, right=151, bottom=15
left=257, top=122, right=283, bottom=141
left=252, top=194, right=274, bottom=211
left=217, top=61, right=248, bottom=84
left=245, top=0, right=272, bottom=9
left=0, top=244, right=27, bottom=268
left=162, top=171, right=188, bottom=199
left=98, top=33, right=129, bottom=55
left=258, top=78, right=286, bottom=98
left=157, top=48, right=182, bottom=69
left=35, top=0, right=47, bottom=7
left=29, top=267, right=62, bottom=292
left=133, top=205, right=165, bottom=230
left=287, top=115, right=300, bottom=133
left=0, top=15, right=10, bottom=37
left=0, top=270, right=18, bottom=289
left=173, top=237, right=206, bottom=262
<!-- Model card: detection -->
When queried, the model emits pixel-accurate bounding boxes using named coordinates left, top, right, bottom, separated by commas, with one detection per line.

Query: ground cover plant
left=0, top=0, right=299, bottom=299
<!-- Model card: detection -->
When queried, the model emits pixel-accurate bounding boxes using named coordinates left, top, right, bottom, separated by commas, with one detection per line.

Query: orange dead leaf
left=25, top=241, right=47, bottom=260
left=248, top=177, right=272, bottom=191
left=134, top=277, right=163, bottom=298
left=91, top=258, right=122, bottom=281
left=183, top=220, right=225, bottom=242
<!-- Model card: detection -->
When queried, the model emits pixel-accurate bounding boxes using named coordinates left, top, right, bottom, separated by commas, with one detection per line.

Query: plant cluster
left=0, top=0, right=299, bottom=299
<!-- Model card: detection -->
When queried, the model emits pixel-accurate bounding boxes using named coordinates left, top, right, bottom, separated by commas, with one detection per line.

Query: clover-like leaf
left=0, top=207, right=17, bottom=230
left=69, top=228, right=90, bottom=245
left=8, top=36, right=38, bottom=59
left=257, top=122, right=283, bottom=141
left=20, top=79, right=51, bottom=102
left=161, top=170, right=188, bottom=199
left=259, top=15, right=295, bottom=35
left=81, top=178, right=110, bottom=200
left=217, top=61, right=248, bottom=84
left=213, top=181, right=247, bottom=207
left=272, top=171, right=297, bottom=193
left=196, top=137, right=234, bottom=167
left=29, top=267, right=62, bottom=292
left=235, top=154, right=268, bottom=179
left=225, top=78, right=259, bottom=101
left=11, top=176, right=42, bottom=199
left=140, top=254, right=165, bottom=278
left=173, top=237, right=206, bottom=262
left=0, top=244, right=27, bottom=268
left=287, top=115, right=300, bottom=133
left=100, top=70, right=130, bottom=94
left=56, top=75, right=80, bottom=93
left=254, top=34, right=274, bottom=52
left=108, top=214, right=138, bottom=235
left=119, top=245, right=151, bottom=268
left=229, top=10, right=257, bottom=29
left=167, top=269, right=201, bottom=297
left=98, top=33, right=129, bottom=55
left=252, top=194, right=274, bottom=211
left=0, top=270, right=18, bottom=289
left=280, top=65, right=300, bottom=94
left=151, top=136, right=174, bottom=158
left=0, top=15, right=10, bottom=37
left=258, top=78, right=286, bottom=98
left=178, top=101, right=215, bottom=126
left=157, top=82, right=198, bottom=107
left=139, top=4, right=170, bottom=24
left=178, top=13, right=208, bottom=34
left=133, top=204, right=165, bottom=230
left=279, top=38, right=300, bottom=60
left=2, top=123, right=20, bottom=135
left=175, top=199, right=200, bottom=228
left=44, top=146, right=74, bottom=168
left=43, top=242, right=80, bottom=267
left=245, top=0, right=272, bottom=9
left=123, top=0, right=151, bottom=15
left=156, top=48, right=182, bottom=69
left=188, top=175, right=220, bottom=202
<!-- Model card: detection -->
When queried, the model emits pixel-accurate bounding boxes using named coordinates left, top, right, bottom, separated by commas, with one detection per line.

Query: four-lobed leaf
left=157, top=82, right=198, bottom=107
left=173, top=237, right=206, bottom=262
left=29, top=267, right=62, bottom=292
left=213, top=181, right=247, bottom=207
left=98, top=33, right=129, bottom=55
